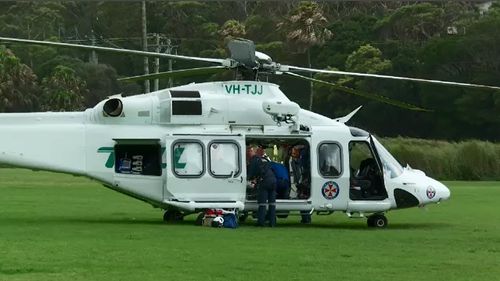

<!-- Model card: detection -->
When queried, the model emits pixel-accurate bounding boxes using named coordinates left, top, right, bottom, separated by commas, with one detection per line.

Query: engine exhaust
left=103, top=98, right=123, bottom=117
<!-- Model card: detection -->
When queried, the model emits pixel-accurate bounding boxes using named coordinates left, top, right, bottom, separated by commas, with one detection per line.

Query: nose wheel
left=367, top=214, right=387, bottom=228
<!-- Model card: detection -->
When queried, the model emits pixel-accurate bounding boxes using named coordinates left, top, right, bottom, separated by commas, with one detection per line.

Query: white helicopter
left=1, top=37, right=498, bottom=228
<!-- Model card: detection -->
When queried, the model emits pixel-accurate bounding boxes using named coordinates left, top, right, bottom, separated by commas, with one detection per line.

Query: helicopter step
left=237, top=209, right=313, bottom=223
left=164, top=200, right=245, bottom=212
left=347, top=199, right=391, bottom=213
left=244, top=199, right=312, bottom=211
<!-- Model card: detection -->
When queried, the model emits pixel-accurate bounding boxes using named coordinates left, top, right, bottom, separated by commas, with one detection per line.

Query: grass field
left=0, top=169, right=499, bottom=281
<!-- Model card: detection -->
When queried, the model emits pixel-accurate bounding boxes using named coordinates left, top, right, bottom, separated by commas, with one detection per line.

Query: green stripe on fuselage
left=98, top=146, right=167, bottom=169
left=173, top=147, right=186, bottom=169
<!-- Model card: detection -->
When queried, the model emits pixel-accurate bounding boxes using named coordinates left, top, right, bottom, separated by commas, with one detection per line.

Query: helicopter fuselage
left=0, top=81, right=450, bottom=224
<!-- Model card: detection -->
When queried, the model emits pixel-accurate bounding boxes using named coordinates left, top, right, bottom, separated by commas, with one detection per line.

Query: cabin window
left=209, top=141, right=240, bottom=178
left=115, top=144, right=162, bottom=176
left=318, top=143, right=342, bottom=177
left=172, top=141, right=204, bottom=177
left=172, top=100, right=202, bottom=115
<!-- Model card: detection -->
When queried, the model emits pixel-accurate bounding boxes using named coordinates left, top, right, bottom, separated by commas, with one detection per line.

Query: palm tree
left=40, top=65, right=87, bottom=111
left=219, top=19, right=246, bottom=39
left=278, top=1, right=333, bottom=110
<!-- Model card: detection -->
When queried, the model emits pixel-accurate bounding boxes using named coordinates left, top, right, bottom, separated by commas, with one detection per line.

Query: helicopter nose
left=438, top=182, right=451, bottom=201
left=429, top=179, right=451, bottom=202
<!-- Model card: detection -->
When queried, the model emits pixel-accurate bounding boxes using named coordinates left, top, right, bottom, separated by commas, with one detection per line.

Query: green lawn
left=0, top=169, right=499, bottom=281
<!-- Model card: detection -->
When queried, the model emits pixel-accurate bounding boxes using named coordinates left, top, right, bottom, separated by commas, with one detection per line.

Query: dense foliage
left=381, top=137, right=500, bottom=181
left=0, top=1, right=499, bottom=141
left=0, top=46, right=38, bottom=112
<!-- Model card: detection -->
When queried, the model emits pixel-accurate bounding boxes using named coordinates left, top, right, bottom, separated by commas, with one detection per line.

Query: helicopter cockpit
left=349, top=139, right=388, bottom=201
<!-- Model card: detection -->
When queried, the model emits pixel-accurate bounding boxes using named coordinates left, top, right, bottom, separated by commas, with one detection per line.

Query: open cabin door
left=112, top=138, right=165, bottom=204
left=164, top=135, right=246, bottom=206
left=346, top=136, right=390, bottom=213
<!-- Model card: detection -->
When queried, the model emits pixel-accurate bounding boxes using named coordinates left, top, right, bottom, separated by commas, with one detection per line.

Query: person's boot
left=256, top=205, right=266, bottom=226
left=268, top=204, right=276, bottom=227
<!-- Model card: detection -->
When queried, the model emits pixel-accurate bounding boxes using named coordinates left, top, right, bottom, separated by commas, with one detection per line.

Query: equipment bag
left=222, top=213, right=238, bottom=229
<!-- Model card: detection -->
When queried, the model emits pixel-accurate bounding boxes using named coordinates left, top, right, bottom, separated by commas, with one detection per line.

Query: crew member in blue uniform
left=247, top=145, right=277, bottom=227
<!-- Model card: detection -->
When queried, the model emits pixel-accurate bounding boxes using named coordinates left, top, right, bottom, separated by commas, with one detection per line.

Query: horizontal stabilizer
left=334, top=106, right=362, bottom=123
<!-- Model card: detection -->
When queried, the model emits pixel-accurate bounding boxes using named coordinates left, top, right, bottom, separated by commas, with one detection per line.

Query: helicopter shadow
left=1, top=216, right=451, bottom=230
left=240, top=221, right=451, bottom=231
left=1, top=216, right=166, bottom=226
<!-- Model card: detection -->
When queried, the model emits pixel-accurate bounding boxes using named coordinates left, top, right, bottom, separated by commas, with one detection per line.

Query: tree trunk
left=142, top=1, right=150, bottom=93
left=153, top=33, right=160, bottom=92
left=307, top=49, right=314, bottom=111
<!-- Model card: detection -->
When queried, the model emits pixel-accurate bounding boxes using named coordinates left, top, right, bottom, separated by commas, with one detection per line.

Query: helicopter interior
left=245, top=138, right=311, bottom=201
left=349, top=141, right=388, bottom=201
left=114, top=142, right=163, bottom=176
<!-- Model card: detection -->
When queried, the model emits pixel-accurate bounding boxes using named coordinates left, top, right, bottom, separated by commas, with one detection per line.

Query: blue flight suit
left=248, top=155, right=277, bottom=227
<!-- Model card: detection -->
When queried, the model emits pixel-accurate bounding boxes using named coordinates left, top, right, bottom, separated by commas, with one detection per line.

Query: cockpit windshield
left=372, top=137, right=403, bottom=178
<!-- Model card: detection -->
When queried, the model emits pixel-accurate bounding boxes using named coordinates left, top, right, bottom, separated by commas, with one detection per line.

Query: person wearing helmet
left=247, top=144, right=277, bottom=227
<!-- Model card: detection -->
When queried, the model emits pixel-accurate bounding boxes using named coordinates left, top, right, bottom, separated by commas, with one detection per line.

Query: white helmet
left=212, top=216, right=224, bottom=227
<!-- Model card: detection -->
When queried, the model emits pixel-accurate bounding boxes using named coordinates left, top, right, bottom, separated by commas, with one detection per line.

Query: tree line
left=1, top=1, right=500, bottom=141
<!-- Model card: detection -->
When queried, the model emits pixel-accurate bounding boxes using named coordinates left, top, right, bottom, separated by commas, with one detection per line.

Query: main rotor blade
left=0, top=37, right=228, bottom=65
left=118, top=66, right=227, bottom=82
left=285, top=72, right=431, bottom=112
left=284, top=65, right=500, bottom=92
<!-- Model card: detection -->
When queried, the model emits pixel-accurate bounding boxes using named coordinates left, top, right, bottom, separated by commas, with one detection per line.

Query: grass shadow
left=0, top=216, right=194, bottom=227
left=239, top=220, right=451, bottom=230
left=0, top=216, right=452, bottom=230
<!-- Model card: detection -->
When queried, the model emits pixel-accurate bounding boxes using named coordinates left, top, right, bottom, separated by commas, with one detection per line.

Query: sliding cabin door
left=164, top=135, right=246, bottom=203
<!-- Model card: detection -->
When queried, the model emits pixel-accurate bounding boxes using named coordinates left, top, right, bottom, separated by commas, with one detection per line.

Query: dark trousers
left=257, top=182, right=276, bottom=227
left=300, top=211, right=311, bottom=223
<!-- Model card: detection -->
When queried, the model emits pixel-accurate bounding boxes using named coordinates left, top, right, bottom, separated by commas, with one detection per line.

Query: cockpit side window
left=349, top=142, right=374, bottom=176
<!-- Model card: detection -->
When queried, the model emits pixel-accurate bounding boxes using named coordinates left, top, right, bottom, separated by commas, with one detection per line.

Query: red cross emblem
left=322, top=181, right=339, bottom=200
left=426, top=186, right=436, bottom=199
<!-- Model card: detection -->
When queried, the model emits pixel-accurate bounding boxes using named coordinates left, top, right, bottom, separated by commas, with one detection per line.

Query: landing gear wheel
left=195, top=212, right=204, bottom=226
left=163, top=210, right=184, bottom=222
left=367, top=214, right=387, bottom=228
